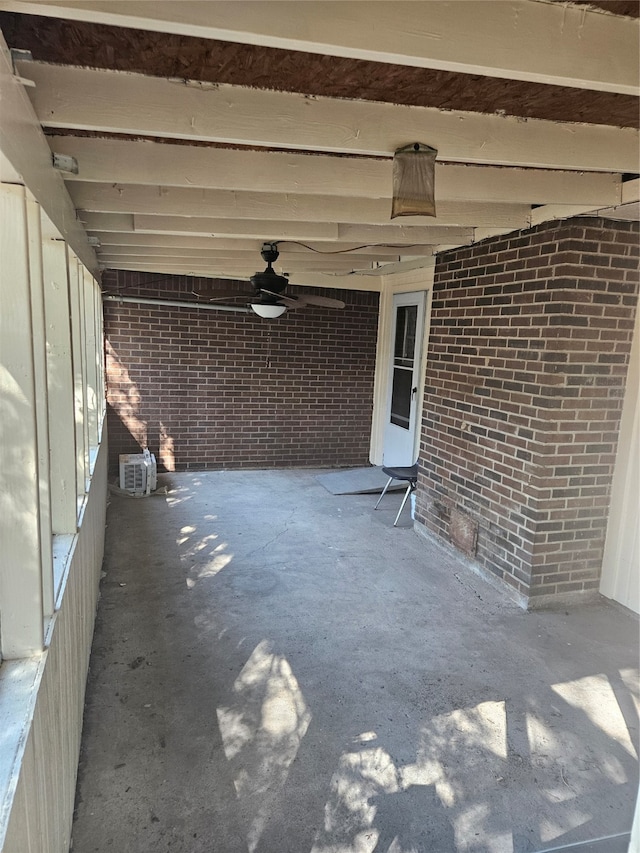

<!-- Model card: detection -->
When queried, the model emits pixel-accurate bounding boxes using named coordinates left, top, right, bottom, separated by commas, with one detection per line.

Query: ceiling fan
left=247, top=243, right=345, bottom=318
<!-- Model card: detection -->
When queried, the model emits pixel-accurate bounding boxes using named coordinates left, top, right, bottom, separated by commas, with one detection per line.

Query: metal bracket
left=52, top=152, right=79, bottom=175
left=10, top=48, right=35, bottom=87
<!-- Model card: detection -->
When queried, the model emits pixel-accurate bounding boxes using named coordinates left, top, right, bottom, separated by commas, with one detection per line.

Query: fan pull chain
left=265, top=330, right=272, bottom=370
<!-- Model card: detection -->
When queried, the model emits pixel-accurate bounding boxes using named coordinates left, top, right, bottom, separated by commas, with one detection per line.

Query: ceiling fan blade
left=203, top=293, right=250, bottom=302
left=261, top=289, right=345, bottom=310
left=298, top=294, right=345, bottom=309
left=261, top=289, right=296, bottom=306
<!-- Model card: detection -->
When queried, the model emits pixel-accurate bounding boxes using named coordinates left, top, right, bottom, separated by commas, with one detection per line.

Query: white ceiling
left=0, top=0, right=638, bottom=288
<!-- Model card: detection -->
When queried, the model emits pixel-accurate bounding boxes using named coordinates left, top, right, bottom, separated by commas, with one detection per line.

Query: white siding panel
left=0, top=183, right=45, bottom=657
left=42, top=238, right=78, bottom=536
left=2, top=439, right=107, bottom=853
left=26, top=197, right=54, bottom=620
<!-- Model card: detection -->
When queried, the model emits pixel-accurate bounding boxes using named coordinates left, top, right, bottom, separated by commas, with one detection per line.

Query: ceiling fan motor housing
left=251, top=244, right=289, bottom=297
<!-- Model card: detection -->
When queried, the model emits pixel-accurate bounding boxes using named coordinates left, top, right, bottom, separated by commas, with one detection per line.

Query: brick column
left=417, top=217, right=639, bottom=607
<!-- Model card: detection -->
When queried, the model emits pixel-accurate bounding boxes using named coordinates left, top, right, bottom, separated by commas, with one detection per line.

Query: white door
left=383, top=291, right=425, bottom=466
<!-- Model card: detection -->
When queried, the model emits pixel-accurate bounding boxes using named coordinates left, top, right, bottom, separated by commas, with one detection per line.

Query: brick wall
left=416, top=217, right=639, bottom=605
left=103, top=271, right=379, bottom=472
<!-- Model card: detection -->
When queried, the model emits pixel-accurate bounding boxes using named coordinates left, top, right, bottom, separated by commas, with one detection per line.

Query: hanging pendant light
left=391, top=142, right=438, bottom=219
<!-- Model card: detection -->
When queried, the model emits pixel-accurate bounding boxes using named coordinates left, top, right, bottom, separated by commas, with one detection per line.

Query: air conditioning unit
left=119, top=449, right=157, bottom=495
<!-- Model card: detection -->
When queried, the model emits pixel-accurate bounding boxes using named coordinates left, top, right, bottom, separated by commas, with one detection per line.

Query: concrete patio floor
left=70, top=469, right=639, bottom=853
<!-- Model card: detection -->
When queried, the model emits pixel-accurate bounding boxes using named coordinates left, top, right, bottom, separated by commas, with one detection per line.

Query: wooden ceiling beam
left=95, top=246, right=411, bottom=263
left=50, top=136, right=624, bottom=207
left=335, top=224, right=474, bottom=244
left=68, top=182, right=531, bottom=228
left=5, top=1, right=638, bottom=94
left=91, top=233, right=437, bottom=256
left=85, top=213, right=473, bottom=246
left=135, top=217, right=476, bottom=245
left=97, top=253, right=384, bottom=273
left=100, top=261, right=382, bottom=291
left=20, top=63, right=639, bottom=172
left=96, top=245, right=393, bottom=261
left=79, top=211, right=341, bottom=241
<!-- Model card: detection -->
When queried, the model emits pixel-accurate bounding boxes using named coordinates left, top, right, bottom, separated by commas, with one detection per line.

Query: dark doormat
left=315, top=467, right=404, bottom=495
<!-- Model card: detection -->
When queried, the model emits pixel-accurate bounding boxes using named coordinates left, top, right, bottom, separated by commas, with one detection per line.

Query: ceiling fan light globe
left=251, top=303, right=287, bottom=319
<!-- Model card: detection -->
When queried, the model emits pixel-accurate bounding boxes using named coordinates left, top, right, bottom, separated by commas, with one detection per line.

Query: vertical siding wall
left=3, top=440, right=107, bottom=853
left=103, top=271, right=379, bottom=472
left=0, top=179, right=107, bottom=853
left=417, top=217, right=639, bottom=606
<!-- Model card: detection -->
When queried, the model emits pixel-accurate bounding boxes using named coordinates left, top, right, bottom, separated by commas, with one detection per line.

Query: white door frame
left=600, top=306, right=639, bottom=614
left=369, top=265, right=435, bottom=465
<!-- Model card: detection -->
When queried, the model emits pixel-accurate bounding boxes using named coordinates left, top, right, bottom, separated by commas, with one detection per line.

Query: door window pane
left=389, top=305, right=417, bottom=429
left=394, top=306, right=417, bottom=366
left=390, top=367, right=412, bottom=429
